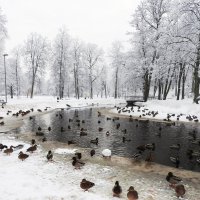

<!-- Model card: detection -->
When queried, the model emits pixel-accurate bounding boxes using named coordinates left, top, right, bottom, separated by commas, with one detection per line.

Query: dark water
left=14, top=107, right=200, bottom=172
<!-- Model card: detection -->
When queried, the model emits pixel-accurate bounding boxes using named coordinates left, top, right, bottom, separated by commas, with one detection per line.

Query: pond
left=11, top=106, right=200, bottom=172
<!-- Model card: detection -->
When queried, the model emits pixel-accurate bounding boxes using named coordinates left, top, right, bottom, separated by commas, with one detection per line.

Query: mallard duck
left=116, top=123, right=120, bottom=129
left=18, top=151, right=29, bottom=161
left=72, top=157, right=85, bottom=169
left=90, top=149, right=95, bottom=157
left=98, top=127, right=103, bottom=132
left=112, top=181, right=122, bottom=197
left=4, top=146, right=13, bottom=155
left=47, top=150, right=53, bottom=161
left=90, top=138, right=98, bottom=145
left=127, top=186, right=138, bottom=200
left=80, top=179, right=95, bottom=191
left=80, top=128, right=87, bottom=132
left=166, top=172, right=182, bottom=186
left=26, top=144, right=37, bottom=153
left=169, top=144, right=181, bottom=150
left=38, top=126, right=42, bottom=131
left=174, top=184, right=186, bottom=198
left=48, top=127, right=51, bottom=131
left=133, top=152, right=142, bottom=160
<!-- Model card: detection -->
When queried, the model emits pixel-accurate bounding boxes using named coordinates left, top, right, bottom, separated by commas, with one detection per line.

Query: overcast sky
left=0, top=0, right=141, bottom=53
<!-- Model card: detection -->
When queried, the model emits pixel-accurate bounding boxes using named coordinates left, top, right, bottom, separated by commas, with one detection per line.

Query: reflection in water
left=18, top=107, right=200, bottom=172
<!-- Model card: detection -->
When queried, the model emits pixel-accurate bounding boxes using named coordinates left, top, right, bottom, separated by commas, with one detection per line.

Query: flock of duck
left=0, top=138, right=186, bottom=199
left=0, top=104, right=194, bottom=199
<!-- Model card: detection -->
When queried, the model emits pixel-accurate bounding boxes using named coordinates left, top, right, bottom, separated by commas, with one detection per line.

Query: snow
left=55, top=148, right=78, bottom=155
left=0, top=96, right=125, bottom=119
left=110, top=99, right=200, bottom=123
left=102, top=149, right=112, bottom=157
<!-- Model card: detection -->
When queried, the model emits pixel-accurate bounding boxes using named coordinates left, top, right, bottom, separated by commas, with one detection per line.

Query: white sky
left=0, top=0, right=141, bottom=53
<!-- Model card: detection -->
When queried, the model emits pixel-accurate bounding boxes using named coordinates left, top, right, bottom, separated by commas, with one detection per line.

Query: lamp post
left=3, top=53, right=8, bottom=103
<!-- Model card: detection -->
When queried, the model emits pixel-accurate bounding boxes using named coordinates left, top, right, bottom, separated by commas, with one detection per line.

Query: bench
left=0, top=99, right=6, bottom=107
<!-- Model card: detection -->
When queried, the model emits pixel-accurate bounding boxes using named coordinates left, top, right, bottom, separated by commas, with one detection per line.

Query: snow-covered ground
left=0, top=134, right=200, bottom=200
left=0, top=96, right=125, bottom=119
left=110, top=99, right=200, bottom=123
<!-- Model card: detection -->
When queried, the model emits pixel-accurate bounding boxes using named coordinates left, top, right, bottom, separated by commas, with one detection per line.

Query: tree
left=84, top=43, right=104, bottom=99
left=110, top=41, right=125, bottom=98
left=52, top=28, right=71, bottom=99
left=23, top=33, right=49, bottom=98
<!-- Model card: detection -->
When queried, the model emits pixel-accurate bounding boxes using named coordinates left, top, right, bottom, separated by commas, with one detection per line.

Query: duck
left=98, top=127, right=103, bottom=132
left=26, top=144, right=37, bottom=153
left=112, top=181, right=122, bottom=197
left=36, top=132, right=44, bottom=136
left=48, top=127, right=51, bottom=131
left=169, top=144, right=181, bottom=150
left=173, top=184, right=186, bottom=198
left=72, top=157, right=85, bottom=169
left=90, top=138, right=98, bottom=145
left=170, top=157, right=180, bottom=168
left=145, top=143, right=155, bottom=151
left=42, top=137, right=47, bottom=142
left=18, top=151, right=29, bottom=161
left=80, top=131, right=87, bottom=136
left=98, top=120, right=101, bottom=124
left=90, top=149, right=95, bottom=157
left=166, top=172, right=182, bottom=186
left=38, top=126, right=42, bottom=131
left=127, top=186, right=138, bottom=200
left=4, top=146, right=13, bottom=155
left=80, top=179, right=95, bottom=191
left=75, top=152, right=82, bottom=160
left=47, top=150, right=53, bottom=161
left=68, top=125, right=71, bottom=129
left=116, top=123, right=120, bottom=129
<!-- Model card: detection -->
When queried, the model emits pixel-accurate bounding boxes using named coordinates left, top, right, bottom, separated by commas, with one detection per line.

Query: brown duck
left=0, top=143, right=7, bottom=151
left=4, top=146, right=13, bottom=155
left=27, top=144, right=37, bottom=153
left=18, top=151, right=29, bottom=161
left=172, top=184, right=186, bottom=198
left=112, top=181, right=122, bottom=197
left=127, top=186, right=138, bottom=200
left=80, top=179, right=95, bottom=191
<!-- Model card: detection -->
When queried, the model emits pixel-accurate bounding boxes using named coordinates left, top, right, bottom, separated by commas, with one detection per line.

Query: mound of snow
left=54, top=148, right=77, bottom=154
left=102, top=149, right=111, bottom=157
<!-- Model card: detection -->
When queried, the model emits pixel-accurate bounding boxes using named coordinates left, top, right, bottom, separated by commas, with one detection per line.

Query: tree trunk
left=177, top=63, right=183, bottom=100
left=114, top=68, right=119, bottom=99
left=193, top=35, right=200, bottom=103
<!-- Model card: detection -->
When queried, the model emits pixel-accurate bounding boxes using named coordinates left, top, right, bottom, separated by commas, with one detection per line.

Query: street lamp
left=3, top=53, right=8, bottom=103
